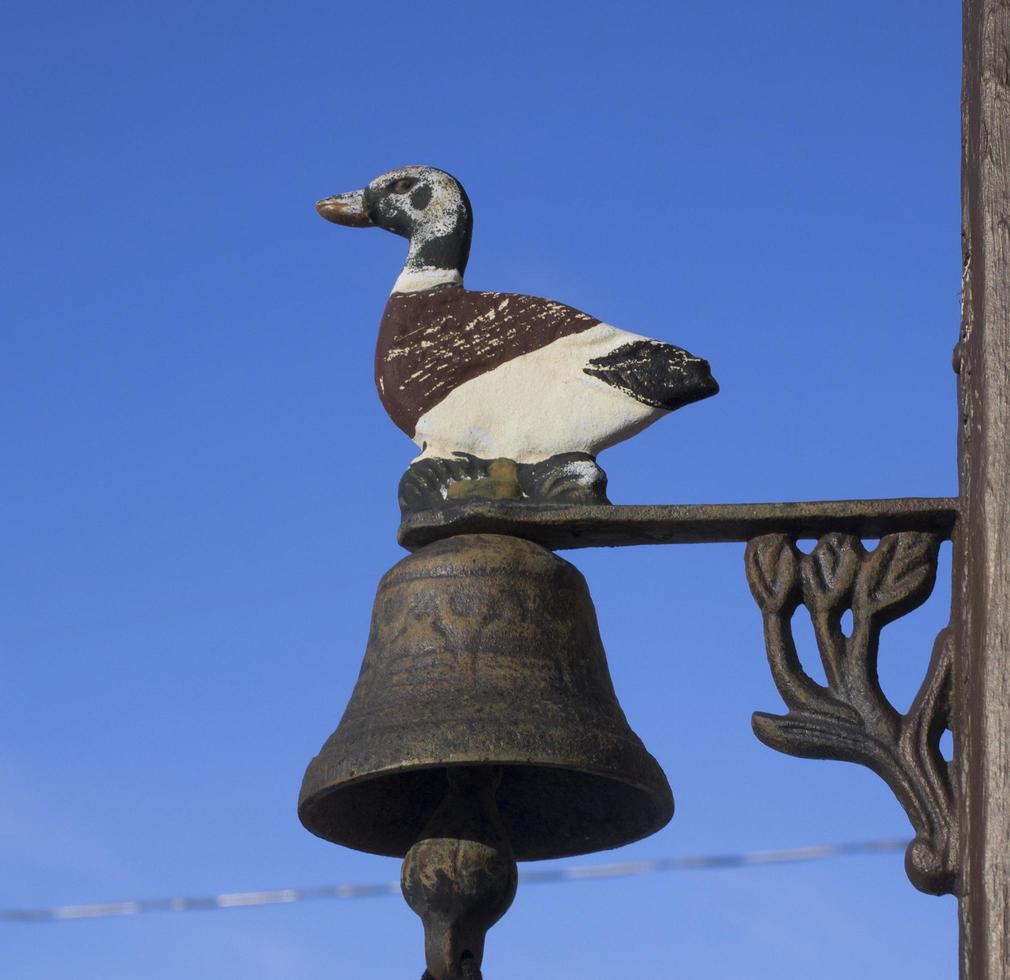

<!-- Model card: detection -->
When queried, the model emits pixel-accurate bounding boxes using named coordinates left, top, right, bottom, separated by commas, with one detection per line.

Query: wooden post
left=957, top=1, right=1010, bottom=976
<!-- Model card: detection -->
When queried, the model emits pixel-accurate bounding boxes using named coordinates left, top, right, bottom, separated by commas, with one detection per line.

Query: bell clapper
left=401, top=767, right=518, bottom=980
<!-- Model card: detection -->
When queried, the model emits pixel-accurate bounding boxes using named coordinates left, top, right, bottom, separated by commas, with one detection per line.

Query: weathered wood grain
left=957, top=1, right=1010, bottom=976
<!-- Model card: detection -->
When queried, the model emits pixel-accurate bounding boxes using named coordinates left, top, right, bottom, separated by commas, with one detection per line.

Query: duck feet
left=398, top=452, right=610, bottom=517
left=398, top=455, right=520, bottom=515
left=518, top=452, right=610, bottom=504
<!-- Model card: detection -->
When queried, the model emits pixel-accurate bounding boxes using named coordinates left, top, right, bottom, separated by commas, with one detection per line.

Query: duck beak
left=316, top=189, right=373, bottom=227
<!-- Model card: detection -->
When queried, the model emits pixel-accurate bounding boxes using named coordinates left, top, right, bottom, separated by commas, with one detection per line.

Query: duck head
left=317, top=166, right=472, bottom=291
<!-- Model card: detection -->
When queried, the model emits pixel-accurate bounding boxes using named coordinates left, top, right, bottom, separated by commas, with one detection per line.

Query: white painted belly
left=412, top=323, right=666, bottom=464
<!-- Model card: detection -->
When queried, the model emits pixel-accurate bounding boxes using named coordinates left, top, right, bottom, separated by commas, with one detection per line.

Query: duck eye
left=391, top=178, right=416, bottom=194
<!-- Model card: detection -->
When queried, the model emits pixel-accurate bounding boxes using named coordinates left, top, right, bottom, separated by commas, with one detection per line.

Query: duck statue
left=317, top=166, right=718, bottom=514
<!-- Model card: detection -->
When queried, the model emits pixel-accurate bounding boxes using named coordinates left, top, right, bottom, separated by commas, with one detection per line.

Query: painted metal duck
left=317, top=166, right=718, bottom=513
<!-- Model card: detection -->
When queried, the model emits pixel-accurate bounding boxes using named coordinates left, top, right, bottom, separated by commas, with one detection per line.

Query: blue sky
left=3, top=1, right=961, bottom=976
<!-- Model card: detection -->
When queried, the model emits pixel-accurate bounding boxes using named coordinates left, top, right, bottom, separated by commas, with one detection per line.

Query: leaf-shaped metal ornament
left=752, top=711, right=868, bottom=763
left=800, top=532, right=861, bottom=613
left=745, top=534, right=800, bottom=614
left=854, top=532, right=941, bottom=625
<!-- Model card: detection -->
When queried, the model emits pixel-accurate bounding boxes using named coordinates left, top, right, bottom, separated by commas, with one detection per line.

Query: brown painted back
left=375, top=285, right=600, bottom=437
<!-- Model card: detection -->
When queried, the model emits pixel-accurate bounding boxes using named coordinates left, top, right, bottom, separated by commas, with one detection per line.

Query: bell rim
left=299, top=755, right=674, bottom=861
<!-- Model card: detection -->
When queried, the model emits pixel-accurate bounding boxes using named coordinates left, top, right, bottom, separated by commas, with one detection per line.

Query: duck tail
left=583, top=339, right=719, bottom=411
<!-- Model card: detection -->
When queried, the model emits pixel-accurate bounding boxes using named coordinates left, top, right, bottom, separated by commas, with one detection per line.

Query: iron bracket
left=745, top=531, right=956, bottom=895
left=400, top=496, right=961, bottom=896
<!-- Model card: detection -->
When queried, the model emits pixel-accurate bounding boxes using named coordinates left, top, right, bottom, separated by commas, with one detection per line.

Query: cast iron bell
left=299, top=532, right=672, bottom=858
left=299, top=532, right=672, bottom=978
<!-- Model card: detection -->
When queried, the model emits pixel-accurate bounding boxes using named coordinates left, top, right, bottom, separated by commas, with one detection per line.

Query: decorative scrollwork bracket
left=745, top=531, right=957, bottom=895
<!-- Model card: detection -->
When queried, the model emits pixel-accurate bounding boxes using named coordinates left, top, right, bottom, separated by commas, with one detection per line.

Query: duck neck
left=393, top=214, right=472, bottom=294
left=393, top=264, right=463, bottom=293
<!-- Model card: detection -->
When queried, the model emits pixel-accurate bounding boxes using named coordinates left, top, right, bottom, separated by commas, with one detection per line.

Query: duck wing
left=583, top=339, right=719, bottom=411
left=377, top=286, right=600, bottom=436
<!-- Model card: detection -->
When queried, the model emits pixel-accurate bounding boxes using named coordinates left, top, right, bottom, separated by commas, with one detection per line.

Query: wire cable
left=1, top=838, right=907, bottom=923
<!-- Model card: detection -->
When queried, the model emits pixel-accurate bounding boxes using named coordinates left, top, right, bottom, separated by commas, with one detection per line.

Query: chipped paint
left=319, top=165, right=719, bottom=478
left=393, top=267, right=463, bottom=293
left=376, top=285, right=600, bottom=436
left=412, top=324, right=668, bottom=463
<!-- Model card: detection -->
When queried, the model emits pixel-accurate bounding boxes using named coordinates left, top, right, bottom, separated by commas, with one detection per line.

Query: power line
left=1, top=838, right=907, bottom=924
